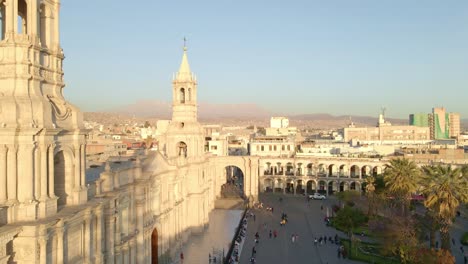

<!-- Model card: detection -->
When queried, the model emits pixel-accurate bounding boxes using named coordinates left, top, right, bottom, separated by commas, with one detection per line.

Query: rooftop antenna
left=381, top=107, right=387, bottom=118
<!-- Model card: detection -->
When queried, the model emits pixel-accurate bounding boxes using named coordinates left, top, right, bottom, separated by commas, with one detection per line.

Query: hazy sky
left=61, top=1, right=468, bottom=118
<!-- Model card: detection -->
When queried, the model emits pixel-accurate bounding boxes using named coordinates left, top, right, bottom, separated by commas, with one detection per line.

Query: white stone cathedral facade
left=0, top=1, right=259, bottom=263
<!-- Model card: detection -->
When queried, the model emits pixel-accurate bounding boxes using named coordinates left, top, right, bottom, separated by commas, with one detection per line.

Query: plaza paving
left=240, top=193, right=362, bottom=264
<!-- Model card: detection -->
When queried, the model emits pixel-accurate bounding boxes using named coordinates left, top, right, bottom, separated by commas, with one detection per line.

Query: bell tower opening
left=179, top=88, right=185, bottom=103
left=17, top=0, right=27, bottom=34
left=0, top=0, right=5, bottom=40
left=177, top=142, right=187, bottom=158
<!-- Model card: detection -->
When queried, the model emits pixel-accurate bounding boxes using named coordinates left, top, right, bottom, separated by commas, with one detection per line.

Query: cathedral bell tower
left=164, top=43, right=204, bottom=160
left=172, top=45, right=198, bottom=122
left=0, top=0, right=88, bottom=222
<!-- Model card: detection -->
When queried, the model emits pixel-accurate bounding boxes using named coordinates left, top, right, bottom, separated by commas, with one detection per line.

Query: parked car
left=309, top=193, right=326, bottom=200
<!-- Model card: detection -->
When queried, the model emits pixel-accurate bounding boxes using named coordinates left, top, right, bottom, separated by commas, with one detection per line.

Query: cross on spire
left=183, top=37, right=187, bottom=51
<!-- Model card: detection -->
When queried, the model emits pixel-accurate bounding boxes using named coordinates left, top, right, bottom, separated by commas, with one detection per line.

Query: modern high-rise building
left=409, top=113, right=430, bottom=127
left=409, top=107, right=461, bottom=139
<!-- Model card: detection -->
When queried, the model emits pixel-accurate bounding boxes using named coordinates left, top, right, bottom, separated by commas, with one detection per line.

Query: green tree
left=336, top=190, right=360, bottom=207
left=420, top=164, right=468, bottom=251
left=383, top=158, right=420, bottom=216
left=365, top=176, right=376, bottom=216
left=333, top=206, right=368, bottom=252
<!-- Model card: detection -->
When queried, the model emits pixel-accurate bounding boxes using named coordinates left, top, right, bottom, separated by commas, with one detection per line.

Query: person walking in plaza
left=269, top=230, right=272, bottom=239
left=180, top=252, right=184, bottom=263
left=273, top=230, right=278, bottom=238
left=291, top=234, right=295, bottom=243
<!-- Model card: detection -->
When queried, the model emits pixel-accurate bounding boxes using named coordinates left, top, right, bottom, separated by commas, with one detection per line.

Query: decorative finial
left=183, top=37, right=187, bottom=51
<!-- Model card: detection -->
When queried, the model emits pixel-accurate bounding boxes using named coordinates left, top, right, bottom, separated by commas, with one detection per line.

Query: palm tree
left=383, top=158, right=420, bottom=216
left=365, top=176, right=376, bottom=216
left=421, top=165, right=468, bottom=251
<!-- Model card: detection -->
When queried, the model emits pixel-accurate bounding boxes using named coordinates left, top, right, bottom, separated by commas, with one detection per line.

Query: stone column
left=53, top=2, right=60, bottom=50
left=84, top=212, right=92, bottom=263
left=105, top=213, right=116, bottom=262
left=7, top=145, right=17, bottom=201
left=0, top=145, right=7, bottom=203
left=136, top=200, right=145, bottom=263
left=17, top=144, right=34, bottom=202
left=48, top=144, right=55, bottom=198
left=74, top=145, right=81, bottom=190
left=39, top=237, right=48, bottom=264
left=95, top=209, right=104, bottom=263
left=34, top=145, right=41, bottom=200
left=4, top=0, right=14, bottom=34
left=56, top=223, right=64, bottom=264
left=40, top=145, right=48, bottom=200
left=80, top=144, right=85, bottom=187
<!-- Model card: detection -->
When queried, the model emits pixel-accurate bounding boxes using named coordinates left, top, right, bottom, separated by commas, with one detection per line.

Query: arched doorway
left=295, top=180, right=304, bottom=195
left=54, top=150, right=70, bottom=207
left=318, top=180, right=326, bottom=194
left=339, top=182, right=349, bottom=192
left=275, top=179, right=283, bottom=193
left=328, top=181, right=335, bottom=194
left=286, top=180, right=294, bottom=194
left=306, top=180, right=316, bottom=194
left=221, top=166, right=245, bottom=199
left=151, top=228, right=158, bottom=264
left=350, top=165, right=360, bottom=178
left=264, top=179, right=273, bottom=192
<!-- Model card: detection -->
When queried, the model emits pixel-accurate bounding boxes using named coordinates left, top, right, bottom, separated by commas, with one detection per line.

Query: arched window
left=180, top=88, right=185, bottom=103
left=0, top=0, right=5, bottom=40
left=188, top=88, right=192, bottom=101
left=177, top=142, right=187, bottom=157
left=54, top=150, right=70, bottom=207
left=18, top=0, right=27, bottom=34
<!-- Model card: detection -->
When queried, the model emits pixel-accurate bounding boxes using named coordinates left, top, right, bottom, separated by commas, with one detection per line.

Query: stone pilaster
left=94, top=209, right=104, bottom=264
left=38, top=236, right=48, bottom=264
left=135, top=199, right=145, bottom=264
left=0, top=145, right=7, bottom=203
left=40, top=145, right=48, bottom=201
left=7, top=144, right=17, bottom=202
left=83, top=212, right=92, bottom=263
left=56, top=222, right=64, bottom=264
left=47, top=144, right=55, bottom=199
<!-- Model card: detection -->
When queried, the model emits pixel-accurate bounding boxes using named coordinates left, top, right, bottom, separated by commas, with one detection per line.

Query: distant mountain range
left=89, top=100, right=466, bottom=130
left=105, top=100, right=271, bottom=120
left=90, top=100, right=397, bottom=128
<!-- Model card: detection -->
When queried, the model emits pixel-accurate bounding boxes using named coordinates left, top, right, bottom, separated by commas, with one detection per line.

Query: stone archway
left=263, top=178, right=273, bottom=192
left=295, top=180, right=304, bottom=195
left=222, top=165, right=245, bottom=199
left=212, top=156, right=260, bottom=202
left=54, top=149, right=73, bottom=207
left=318, top=180, right=326, bottom=194
left=151, top=228, right=158, bottom=264
left=306, top=180, right=316, bottom=194
left=339, top=182, right=349, bottom=192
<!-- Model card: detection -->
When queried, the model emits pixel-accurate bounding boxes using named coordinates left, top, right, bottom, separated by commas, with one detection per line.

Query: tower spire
left=176, top=37, right=192, bottom=81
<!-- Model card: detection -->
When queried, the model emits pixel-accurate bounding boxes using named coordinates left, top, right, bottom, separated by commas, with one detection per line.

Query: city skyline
left=60, top=1, right=468, bottom=118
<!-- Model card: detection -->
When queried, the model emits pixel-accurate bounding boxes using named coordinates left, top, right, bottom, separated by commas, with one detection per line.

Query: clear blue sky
left=61, top=1, right=468, bottom=118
